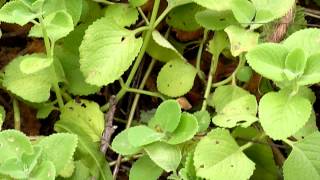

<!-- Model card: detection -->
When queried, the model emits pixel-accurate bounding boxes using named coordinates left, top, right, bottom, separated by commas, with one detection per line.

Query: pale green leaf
left=0, top=158, right=28, bottom=179
left=259, top=91, right=312, bottom=140
left=167, top=0, right=193, bottom=9
left=157, top=60, right=197, bottom=97
left=19, top=53, right=53, bottom=74
left=167, top=112, right=198, bottom=144
left=104, top=3, right=139, bottom=27
left=67, top=161, right=91, bottom=180
left=236, top=66, right=253, bottom=82
left=0, top=130, right=33, bottom=164
left=128, top=125, right=165, bottom=147
left=246, top=43, right=288, bottom=82
left=225, top=25, right=259, bottom=57
left=192, top=0, right=231, bottom=11
left=146, top=31, right=185, bottom=62
left=58, top=159, right=75, bottom=178
left=29, top=160, right=55, bottom=180
left=283, top=132, right=320, bottom=180
left=29, top=10, right=74, bottom=42
left=208, top=31, right=229, bottom=59
left=194, top=128, right=255, bottom=180
left=279, top=86, right=316, bottom=104
left=79, top=17, right=142, bottom=86
left=37, top=133, right=78, bottom=175
left=231, top=0, right=255, bottom=25
left=195, top=10, right=238, bottom=31
left=129, top=156, right=163, bottom=180
left=284, top=48, right=306, bottom=81
left=294, top=110, right=318, bottom=141
left=193, top=110, right=210, bottom=133
left=80, top=0, right=104, bottom=23
left=58, top=100, right=105, bottom=142
left=145, top=142, right=182, bottom=172
left=129, top=0, right=148, bottom=7
left=0, top=1, right=38, bottom=26
left=298, top=53, right=320, bottom=85
left=111, top=129, right=142, bottom=155
left=36, top=104, right=56, bottom=119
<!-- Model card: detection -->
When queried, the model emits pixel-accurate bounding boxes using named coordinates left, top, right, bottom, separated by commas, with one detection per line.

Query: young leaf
left=231, top=0, right=255, bottom=25
left=246, top=43, right=288, bottom=82
left=79, top=17, right=142, bottom=86
left=298, top=53, right=320, bottom=85
left=128, top=125, right=165, bottom=147
left=0, top=1, right=38, bottom=26
left=150, top=100, right=181, bottom=133
left=236, top=66, right=253, bottom=82
left=129, top=0, right=148, bottom=7
left=167, top=112, right=198, bottom=144
left=29, top=160, right=55, bottom=180
left=195, top=10, right=238, bottom=31
left=19, top=53, right=53, bottom=74
left=29, top=10, right=74, bottom=42
left=284, top=48, right=306, bottom=81
left=37, top=133, right=78, bottom=175
left=58, top=100, right=105, bottom=142
left=157, top=60, right=197, bottom=97
left=111, top=129, right=143, bottom=155
left=21, top=146, right=43, bottom=174
left=194, top=128, right=255, bottom=180
left=129, top=156, right=163, bottom=180
left=259, top=91, right=312, bottom=140
left=283, top=132, right=320, bottom=180
left=146, top=31, right=185, bottom=62
left=104, top=3, right=139, bottom=27
left=225, top=25, right=259, bottom=56
left=0, top=130, right=33, bottom=164
left=193, top=110, right=211, bottom=132
left=145, top=142, right=182, bottom=172
left=207, top=31, right=229, bottom=59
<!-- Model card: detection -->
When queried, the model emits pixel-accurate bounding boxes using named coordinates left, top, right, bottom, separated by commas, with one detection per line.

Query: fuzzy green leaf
left=194, top=128, right=255, bottom=180
left=19, top=53, right=53, bottom=74
left=111, top=129, right=142, bottom=155
left=128, top=125, right=165, bottom=147
left=294, top=110, right=318, bottom=141
left=283, top=132, right=320, bottom=180
left=195, top=10, right=238, bottom=31
left=193, top=110, right=210, bottom=133
left=0, top=1, right=38, bottom=26
left=298, top=53, right=320, bottom=85
left=129, top=156, right=163, bottom=180
left=231, top=0, right=255, bottom=25
left=29, top=160, right=55, bottom=180
left=150, top=100, right=181, bottom=133
left=58, top=100, right=105, bottom=142
left=157, top=60, right=197, bottom=97
left=0, top=130, right=33, bottom=164
left=246, top=43, right=288, bottom=82
left=225, top=25, right=259, bottom=56
left=236, top=66, right=253, bottom=82
left=145, top=142, right=182, bottom=172
left=146, top=31, right=185, bottom=62
left=104, top=3, right=139, bottom=26
left=259, top=91, right=312, bottom=140
left=284, top=48, right=306, bottom=81
left=79, top=17, right=142, bottom=86
left=167, top=112, right=198, bottom=144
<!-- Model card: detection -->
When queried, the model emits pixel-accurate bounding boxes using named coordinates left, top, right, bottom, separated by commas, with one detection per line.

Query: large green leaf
left=19, top=53, right=53, bottom=74
left=79, top=17, right=142, bottom=86
left=129, top=0, right=148, bottom=7
left=104, top=3, right=138, bottom=27
left=298, top=53, right=320, bottom=85
left=57, top=100, right=105, bottom=142
left=192, top=0, right=231, bottom=11
left=111, top=129, right=142, bottom=156
left=284, top=48, right=307, bottom=81
left=145, top=142, right=182, bottom=172
left=259, top=91, right=312, bottom=140
left=157, top=60, right=197, bottom=97
left=246, top=43, right=288, bottom=82
left=195, top=10, right=238, bottom=31
left=194, top=128, right=255, bottom=180
left=129, top=156, right=163, bottom=180
left=283, top=132, right=320, bottom=180
left=29, top=160, right=55, bottom=180
left=231, top=0, right=255, bottom=25
left=294, top=110, right=318, bottom=141
left=128, top=125, right=165, bottom=147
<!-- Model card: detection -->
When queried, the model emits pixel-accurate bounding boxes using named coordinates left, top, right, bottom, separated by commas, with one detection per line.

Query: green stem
left=153, top=7, right=170, bottom=28
left=282, top=139, right=295, bottom=147
left=126, top=88, right=165, bottom=100
left=13, top=99, right=21, bottom=131
left=133, top=26, right=150, bottom=35
left=196, top=29, right=209, bottom=83
left=138, top=7, right=150, bottom=24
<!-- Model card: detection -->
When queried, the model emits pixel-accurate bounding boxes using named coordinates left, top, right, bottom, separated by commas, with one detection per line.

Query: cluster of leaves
left=0, top=0, right=320, bottom=179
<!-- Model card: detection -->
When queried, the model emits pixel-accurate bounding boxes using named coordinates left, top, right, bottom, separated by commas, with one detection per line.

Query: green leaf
left=29, top=160, right=55, bottom=180
left=58, top=159, right=75, bottom=178
left=167, top=0, right=193, bottom=9
left=284, top=48, right=306, bottom=81
left=195, top=10, right=238, bottom=31
left=79, top=17, right=142, bottom=86
left=145, top=142, right=182, bottom=172
left=36, top=104, right=56, bottom=119
left=157, top=60, right=197, bottom=97
left=167, top=112, right=198, bottom=144
left=57, top=100, right=105, bottom=142
left=251, top=0, right=295, bottom=29
left=294, top=110, right=318, bottom=141
left=129, top=156, right=163, bottom=180
left=193, top=110, right=210, bottom=133
left=298, top=53, right=320, bottom=85
left=29, top=10, right=74, bottom=42
left=259, top=91, right=312, bottom=140
left=246, top=43, right=288, bottom=82
left=236, top=66, right=253, bottom=82
left=192, top=0, right=231, bottom=11
left=0, top=130, right=33, bottom=164
left=194, top=128, right=255, bottom=180
left=0, top=106, right=5, bottom=131
left=129, top=0, right=148, bottom=7
left=166, top=3, right=202, bottom=31
left=208, top=31, right=229, bottom=59
left=225, top=25, right=259, bottom=57
left=231, top=0, right=255, bottom=25
left=67, top=161, right=91, bottom=180
left=128, top=125, right=165, bottom=147
left=283, top=28, right=320, bottom=57
left=19, top=53, right=53, bottom=74
left=104, top=3, right=139, bottom=27
left=37, top=133, right=78, bottom=175
left=146, top=31, right=185, bottom=62
left=150, top=100, right=181, bottom=133
left=111, top=129, right=142, bottom=155
left=283, top=132, right=320, bottom=180
left=0, top=1, right=38, bottom=26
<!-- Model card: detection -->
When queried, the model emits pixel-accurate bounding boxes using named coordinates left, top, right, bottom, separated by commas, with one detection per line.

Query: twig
left=100, top=95, right=117, bottom=155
